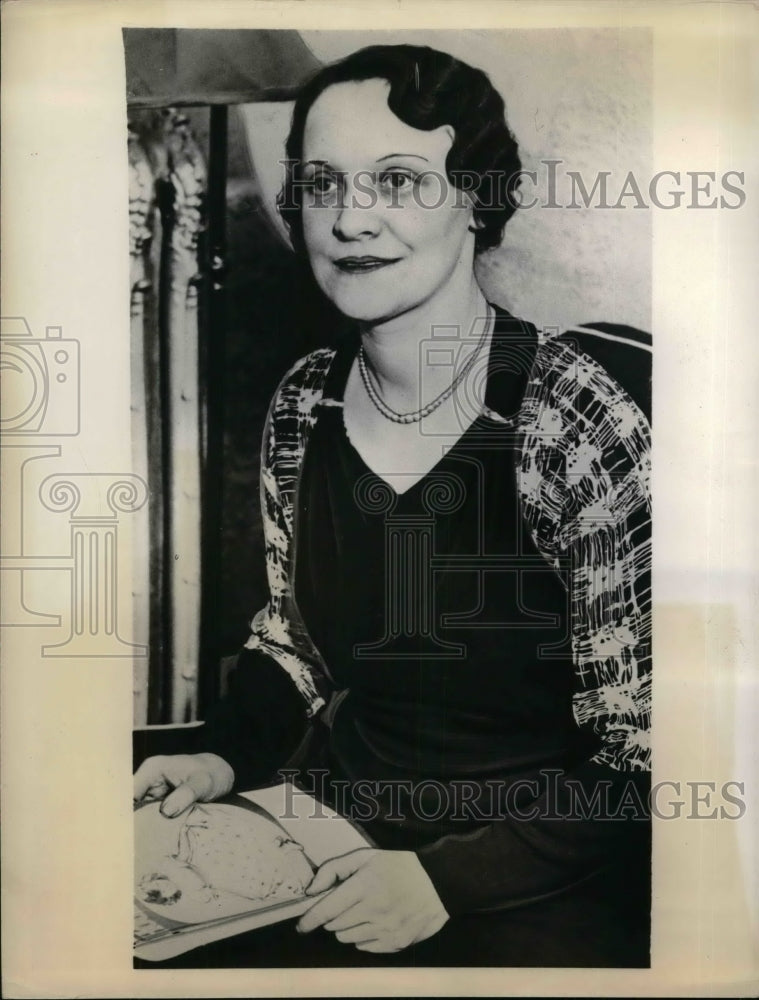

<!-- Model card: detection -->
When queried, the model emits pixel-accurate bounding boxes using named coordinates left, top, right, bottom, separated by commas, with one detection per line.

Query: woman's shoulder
left=277, top=346, right=338, bottom=391
left=267, top=347, right=339, bottom=419
left=557, top=323, right=651, bottom=421
left=533, top=322, right=652, bottom=423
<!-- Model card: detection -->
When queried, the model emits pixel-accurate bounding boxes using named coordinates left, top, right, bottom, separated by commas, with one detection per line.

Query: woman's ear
left=461, top=190, right=483, bottom=232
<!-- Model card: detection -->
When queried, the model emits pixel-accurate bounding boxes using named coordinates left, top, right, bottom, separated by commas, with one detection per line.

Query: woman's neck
left=358, top=274, right=490, bottom=408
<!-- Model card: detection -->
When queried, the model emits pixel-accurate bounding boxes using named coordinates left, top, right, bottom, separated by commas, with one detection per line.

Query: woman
left=134, top=44, right=652, bottom=967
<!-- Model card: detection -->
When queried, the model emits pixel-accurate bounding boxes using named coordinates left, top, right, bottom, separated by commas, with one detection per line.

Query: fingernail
left=161, top=803, right=179, bottom=818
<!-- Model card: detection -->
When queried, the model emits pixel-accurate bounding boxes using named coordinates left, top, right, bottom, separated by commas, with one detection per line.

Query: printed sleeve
left=516, top=335, right=652, bottom=774
left=240, top=368, right=333, bottom=719
left=200, top=362, right=336, bottom=787
left=558, top=338, right=652, bottom=774
left=417, top=339, right=652, bottom=915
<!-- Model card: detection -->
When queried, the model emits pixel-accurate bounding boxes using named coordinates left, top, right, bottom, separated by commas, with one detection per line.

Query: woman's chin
left=324, top=288, right=414, bottom=325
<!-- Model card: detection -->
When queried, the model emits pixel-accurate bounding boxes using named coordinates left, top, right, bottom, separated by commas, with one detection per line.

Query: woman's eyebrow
left=376, top=153, right=430, bottom=163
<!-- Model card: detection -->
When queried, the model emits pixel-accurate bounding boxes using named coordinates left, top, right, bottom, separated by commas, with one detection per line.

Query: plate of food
left=134, top=795, right=317, bottom=927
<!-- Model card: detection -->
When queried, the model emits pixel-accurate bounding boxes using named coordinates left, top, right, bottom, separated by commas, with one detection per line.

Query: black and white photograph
left=129, top=25, right=654, bottom=970
left=1, top=3, right=757, bottom=998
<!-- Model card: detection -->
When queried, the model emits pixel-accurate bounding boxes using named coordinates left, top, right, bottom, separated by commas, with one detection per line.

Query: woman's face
left=300, top=78, right=476, bottom=324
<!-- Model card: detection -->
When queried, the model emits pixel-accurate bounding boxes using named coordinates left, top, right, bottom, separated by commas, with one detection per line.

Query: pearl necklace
left=358, top=307, right=494, bottom=425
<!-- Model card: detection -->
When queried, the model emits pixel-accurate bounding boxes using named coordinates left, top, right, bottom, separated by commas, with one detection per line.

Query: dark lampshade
left=123, top=28, right=322, bottom=107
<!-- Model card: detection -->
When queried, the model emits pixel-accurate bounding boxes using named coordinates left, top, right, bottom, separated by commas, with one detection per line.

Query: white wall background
left=240, top=27, right=652, bottom=333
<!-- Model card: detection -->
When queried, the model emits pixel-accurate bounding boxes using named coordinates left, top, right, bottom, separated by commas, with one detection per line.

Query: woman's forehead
left=302, top=78, right=453, bottom=169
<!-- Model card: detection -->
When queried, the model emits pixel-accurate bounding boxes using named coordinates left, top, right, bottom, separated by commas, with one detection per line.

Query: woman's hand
left=296, top=848, right=449, bottom=953
left=133, top=753, right=235, bottom=816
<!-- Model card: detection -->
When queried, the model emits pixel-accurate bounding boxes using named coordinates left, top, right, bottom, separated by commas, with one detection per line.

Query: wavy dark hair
left=277, top=44, right=522, bottom=256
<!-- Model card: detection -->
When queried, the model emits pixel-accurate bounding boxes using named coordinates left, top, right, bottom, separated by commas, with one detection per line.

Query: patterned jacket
left=243, top=316, right=652, bottom=775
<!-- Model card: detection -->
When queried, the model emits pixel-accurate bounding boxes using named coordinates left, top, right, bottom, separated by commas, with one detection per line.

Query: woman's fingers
left=333, top=924, right=377, bottom=945
left=298, top=849, right=448, bottom=954
left=160, top=781, right=202, bottom=817
left=133, top=778, right=170, bottom=804
left=322, top=902, right=367, bottom=932
left=132, top=753, right=235, bottom=814
left=305, top=848, right=375, bottom=895
left=297, top=878, right=365, bottom=933
left=133, top=756, right=174, bottom=802
left=355, top=939, right=401, bottom=954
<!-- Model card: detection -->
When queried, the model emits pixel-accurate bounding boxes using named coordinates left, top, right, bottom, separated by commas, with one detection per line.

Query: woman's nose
left=332, top=179, right=382, bottom=240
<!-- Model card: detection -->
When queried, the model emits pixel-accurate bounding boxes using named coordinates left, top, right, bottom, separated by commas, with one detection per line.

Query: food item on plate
left=136, top=802, right=314, bottom=910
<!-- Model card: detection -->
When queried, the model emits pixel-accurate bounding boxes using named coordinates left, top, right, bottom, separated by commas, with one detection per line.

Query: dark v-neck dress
left=294, top=317, right=585, bottom=841
left=288, top=308, right=649, bottom=915
left=198, top=306, right=651, bottom=966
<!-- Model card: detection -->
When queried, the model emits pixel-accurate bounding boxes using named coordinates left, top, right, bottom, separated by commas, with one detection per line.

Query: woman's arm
left=197, top=648, right=313, bottom=792
left=415, top=333, right=653, bottom=915
left=198, top=354, right=341, bottom=788
left=157, top=353, right=338, bottom=796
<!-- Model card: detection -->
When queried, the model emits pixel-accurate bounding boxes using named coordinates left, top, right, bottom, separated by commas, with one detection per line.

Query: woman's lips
left=333, top=256, right=401, bottom=273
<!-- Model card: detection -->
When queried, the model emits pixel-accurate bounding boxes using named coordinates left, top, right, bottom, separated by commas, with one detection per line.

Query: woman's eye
left=306, top=173, right=339, bottom=195
left=378, top=171, right=415, bottom=192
